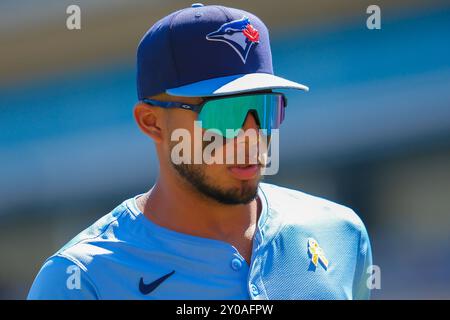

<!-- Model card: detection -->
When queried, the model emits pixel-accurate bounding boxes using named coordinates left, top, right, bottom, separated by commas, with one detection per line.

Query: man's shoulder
left=28, top=198, right=141, bottom=299
left=28, top=199, right=137, bottom=300
left=52, top=199, right=136, bottom=269
left=259, top=182, right=367, bottom=234
left=258, top=183, right=372, bottom=300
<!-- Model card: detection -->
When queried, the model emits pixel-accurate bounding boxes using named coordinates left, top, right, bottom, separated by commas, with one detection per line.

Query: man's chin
left=217, top=178, right=260, bottom=205
left=172, top=162, right=260, bottom=205
left=220, top=185, right=259, bottom=205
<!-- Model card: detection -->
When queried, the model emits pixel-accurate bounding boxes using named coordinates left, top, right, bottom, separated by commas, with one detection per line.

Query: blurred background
left=1, top=0, right=450, bottom=299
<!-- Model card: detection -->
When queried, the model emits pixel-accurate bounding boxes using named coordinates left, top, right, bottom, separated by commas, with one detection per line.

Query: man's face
left=155, top=92, right=269, bottom=205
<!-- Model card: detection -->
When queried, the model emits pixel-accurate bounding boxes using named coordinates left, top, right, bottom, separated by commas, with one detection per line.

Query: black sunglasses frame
left=141, top=92, right=287, bottom=114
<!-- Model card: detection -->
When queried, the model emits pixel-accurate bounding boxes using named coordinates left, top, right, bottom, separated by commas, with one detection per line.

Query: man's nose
left=230, top=111, right=261, bottom=165
left=241, top=111, right=260, bottom=132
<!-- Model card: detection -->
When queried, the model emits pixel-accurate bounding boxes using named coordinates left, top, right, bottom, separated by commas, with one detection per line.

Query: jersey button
left=250, top=284, right=260, bottom=296
left=231, top=258, right=242, bottom=271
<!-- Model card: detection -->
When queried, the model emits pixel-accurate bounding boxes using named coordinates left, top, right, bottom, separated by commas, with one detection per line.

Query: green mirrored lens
left=198, top=94, right=284, bottom=139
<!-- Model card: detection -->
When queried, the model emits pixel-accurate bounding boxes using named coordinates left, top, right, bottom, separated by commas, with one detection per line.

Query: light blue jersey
left=28, top=183, right=372, bottom=300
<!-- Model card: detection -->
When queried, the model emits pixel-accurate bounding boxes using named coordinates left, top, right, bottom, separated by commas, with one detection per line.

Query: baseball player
left=28, top=3, right=372, bottom=300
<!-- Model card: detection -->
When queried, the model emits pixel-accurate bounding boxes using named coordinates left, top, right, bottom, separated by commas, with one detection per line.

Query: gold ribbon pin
left=307, top=238, right=329, bottom=270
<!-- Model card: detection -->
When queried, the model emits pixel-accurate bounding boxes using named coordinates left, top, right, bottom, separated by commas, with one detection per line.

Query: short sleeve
left=27, top=255, right=99, bottom=300
left=352, top=218, right=373, bottom=300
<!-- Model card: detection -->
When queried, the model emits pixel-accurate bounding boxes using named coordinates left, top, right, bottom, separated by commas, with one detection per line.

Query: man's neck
left=136, top=177, right=261, bottom=263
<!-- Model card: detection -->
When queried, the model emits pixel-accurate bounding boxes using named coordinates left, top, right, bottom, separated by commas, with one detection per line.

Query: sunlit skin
left=133, top=91, right=271, bottom=264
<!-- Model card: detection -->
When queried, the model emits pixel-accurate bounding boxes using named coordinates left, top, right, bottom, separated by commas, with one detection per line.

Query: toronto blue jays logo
left=206, top=16, right=260, bottom=64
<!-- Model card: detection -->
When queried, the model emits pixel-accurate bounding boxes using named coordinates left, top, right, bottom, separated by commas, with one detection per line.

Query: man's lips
left=227, top=164, right=260, bottom=180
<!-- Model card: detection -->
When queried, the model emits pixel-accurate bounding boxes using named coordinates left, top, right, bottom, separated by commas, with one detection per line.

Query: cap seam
left=214, top=5, right=232, bottom=22
left=168, top=10, right=185, bottom=89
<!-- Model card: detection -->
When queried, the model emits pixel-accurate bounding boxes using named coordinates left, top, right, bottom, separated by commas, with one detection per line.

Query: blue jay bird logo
left=206, top=16, right=260, bottom=63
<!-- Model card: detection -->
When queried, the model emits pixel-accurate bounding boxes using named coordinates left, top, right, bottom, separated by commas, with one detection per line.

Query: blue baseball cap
left=136, top=3, right=309, bottom=99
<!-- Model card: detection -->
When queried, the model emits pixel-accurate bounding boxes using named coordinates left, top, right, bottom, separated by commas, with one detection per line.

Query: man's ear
left=134, top=103, right=163, bottom=143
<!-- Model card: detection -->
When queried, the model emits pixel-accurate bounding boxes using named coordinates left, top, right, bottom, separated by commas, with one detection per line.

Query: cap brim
left=166, top=73, right=309, bottom=97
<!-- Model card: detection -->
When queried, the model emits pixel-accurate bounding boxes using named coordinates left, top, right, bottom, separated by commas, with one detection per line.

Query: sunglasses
left=141, top=92, right=287, bottom=139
